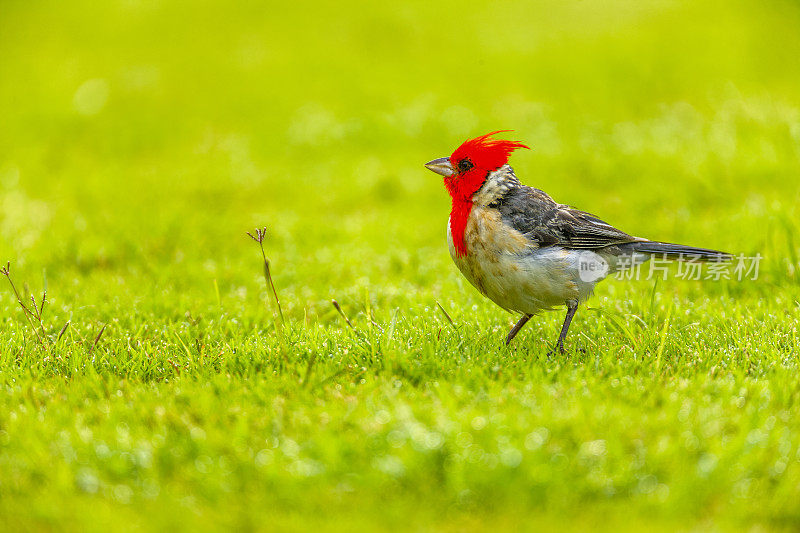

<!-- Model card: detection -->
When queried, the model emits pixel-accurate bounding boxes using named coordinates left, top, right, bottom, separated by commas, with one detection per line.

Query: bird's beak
left=424, top=157, right=455, bottom=177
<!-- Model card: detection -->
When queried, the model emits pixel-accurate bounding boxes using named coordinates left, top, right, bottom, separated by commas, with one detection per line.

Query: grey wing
left=495, top=186, right=642, bottom=250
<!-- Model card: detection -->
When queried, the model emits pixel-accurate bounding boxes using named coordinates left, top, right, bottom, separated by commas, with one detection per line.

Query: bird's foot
left=545, top=345, right=565, bottom=359
left=546, top=344, right=585, bottom=358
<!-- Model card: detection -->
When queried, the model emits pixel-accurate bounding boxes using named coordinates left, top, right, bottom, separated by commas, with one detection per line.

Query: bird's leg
left=505, top=314, right=532, bottom=346
left=549, top=303, right=579, bottom=356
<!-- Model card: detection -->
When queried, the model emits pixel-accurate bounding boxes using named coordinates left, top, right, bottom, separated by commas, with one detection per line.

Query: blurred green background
left=2, top=0, right=800, bottom=531
left=3, top=0, right=799, bottom=299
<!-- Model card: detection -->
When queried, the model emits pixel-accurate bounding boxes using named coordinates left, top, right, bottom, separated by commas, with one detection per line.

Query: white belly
left=447, top=208, right=603, bottom=315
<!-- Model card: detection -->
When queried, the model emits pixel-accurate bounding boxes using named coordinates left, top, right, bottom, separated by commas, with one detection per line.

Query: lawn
left=1, top=0, right=800, bottom=530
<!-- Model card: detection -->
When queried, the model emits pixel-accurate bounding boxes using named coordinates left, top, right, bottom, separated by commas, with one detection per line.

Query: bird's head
left=425, top=130, right=529, bottom=201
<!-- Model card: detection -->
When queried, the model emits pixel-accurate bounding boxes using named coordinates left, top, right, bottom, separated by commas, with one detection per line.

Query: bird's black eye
left=457, top=159, right=474, bottom=173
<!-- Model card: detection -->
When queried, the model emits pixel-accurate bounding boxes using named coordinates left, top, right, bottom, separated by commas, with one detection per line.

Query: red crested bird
left=425, top=131, right=730, bottom=354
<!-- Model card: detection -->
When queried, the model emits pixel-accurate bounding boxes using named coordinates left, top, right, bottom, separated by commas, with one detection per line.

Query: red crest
left=445, top=131, right=529, bottom=256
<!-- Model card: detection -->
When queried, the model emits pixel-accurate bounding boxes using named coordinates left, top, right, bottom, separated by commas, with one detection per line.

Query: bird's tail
left=625, top=241, right=731, bottom=262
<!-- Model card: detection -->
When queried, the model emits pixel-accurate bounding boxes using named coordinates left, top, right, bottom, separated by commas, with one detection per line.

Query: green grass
left=2, top=0, right=800, bottom=530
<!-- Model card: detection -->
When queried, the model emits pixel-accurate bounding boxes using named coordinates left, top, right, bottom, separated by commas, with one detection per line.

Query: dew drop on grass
left=73, top=79, right=109, bottom=116
left=471, top=416, right=487, bottom=430
left=76, top=469, right=100, bottom=494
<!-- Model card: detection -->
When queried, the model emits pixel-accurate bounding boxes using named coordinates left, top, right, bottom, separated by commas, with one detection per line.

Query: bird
left=424, top=130, right=731, bottom=355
